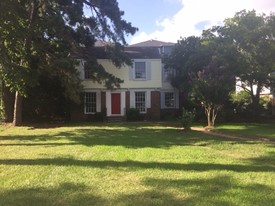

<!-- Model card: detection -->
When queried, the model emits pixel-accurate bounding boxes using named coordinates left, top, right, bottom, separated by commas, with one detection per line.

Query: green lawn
left=0, top=122, right=274, bottom=206
left=214, top=123, right=275, bottom=140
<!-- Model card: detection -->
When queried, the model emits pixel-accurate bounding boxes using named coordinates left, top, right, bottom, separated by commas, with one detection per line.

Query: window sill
left=139, top=111, right=147, bottom=114
left=133, top=78, right=147, bottom=81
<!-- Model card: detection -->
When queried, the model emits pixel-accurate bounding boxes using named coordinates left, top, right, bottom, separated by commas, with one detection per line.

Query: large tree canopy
left=164, top=35, right=235, bottom=127
left=165, top=10, right=275, bottom=125
left=0, top=0, right=138, bottom=125
left=164, top=36, right=202, bottom=92
left=214, top=10, right=275, bottom=118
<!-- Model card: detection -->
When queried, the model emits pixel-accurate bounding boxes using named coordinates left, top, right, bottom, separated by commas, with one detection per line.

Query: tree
left=192, top=56, right=234, bottom=127
left=164, top=36, right=203, bottom=93
left=163, top=36, right=205, bottom=111
left=0, top=0, right=138, bottom=125
left=165, top=36, right=235, bottom=127
left=215, top=10, right=275, bottom=118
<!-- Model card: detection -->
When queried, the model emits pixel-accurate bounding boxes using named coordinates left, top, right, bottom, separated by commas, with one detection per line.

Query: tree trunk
left=251, top=83, right=262, bottom=120
left=205, top=105, right=212, bottom=127
left=13, top=91, right=23, bottom=126
left=2, top=84, right=15, bottom=122
left=252, top=95, right=260, bottom=120
left=211, top=108, right=216, bottom=127
left=204, top=104, right=220, bottom=128
left=207, top=113, right=211, bottom=127
left=12, top=1, right=37, bottom=126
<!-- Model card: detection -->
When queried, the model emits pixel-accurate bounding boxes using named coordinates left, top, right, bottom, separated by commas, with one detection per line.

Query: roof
left=72, top=46, right=161, bottom=59
left=124, top=46, right=161, bottom=59
left=94, top=40, right=110, bottom=47
left=129, top=39, right=175, bottom=47
left=72, top=39, right=175, bottom=59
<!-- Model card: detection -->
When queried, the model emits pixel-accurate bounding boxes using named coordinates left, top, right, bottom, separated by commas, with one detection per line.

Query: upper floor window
left=134, top=62, right=146, bottom=80
left=84, top=69, right=93, bottom=79
left=129, top=61, right=151, bottom=81
left=84, top=92, right=97, bottom=113
left=163, top=67, right=175, bottom=82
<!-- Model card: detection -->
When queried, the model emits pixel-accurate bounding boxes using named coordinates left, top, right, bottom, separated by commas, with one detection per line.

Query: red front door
left=111, top=93, right=121, bottom=115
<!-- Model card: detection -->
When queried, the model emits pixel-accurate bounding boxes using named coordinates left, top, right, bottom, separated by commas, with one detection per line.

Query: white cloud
left=130, top=0, right=275, bottom=44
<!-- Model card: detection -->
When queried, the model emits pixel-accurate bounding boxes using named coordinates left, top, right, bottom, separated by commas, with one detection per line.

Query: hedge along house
left=71, top=40, right=181, bottom=121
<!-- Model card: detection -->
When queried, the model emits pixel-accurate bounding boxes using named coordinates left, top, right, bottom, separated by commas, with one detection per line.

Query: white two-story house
left=71, top=40, right=181, bottom=121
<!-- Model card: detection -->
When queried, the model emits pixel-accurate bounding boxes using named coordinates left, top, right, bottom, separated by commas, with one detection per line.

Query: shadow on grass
left=1, top=182, right=184, bottom=206
left=0, top=124, right=271, bottom=149
left=0, top=132, right=74, bottom=141
left=68, top=127, right=271, bottom=148
left=0, top=158, right=274, bottom=172
left=137, top=176, right=275, bottom=206
left=115, top=190, right=185, bottom=206
left=0, top=182, right=106, bottom=206
left=1, top=176, right=274, bottom=206
left=215, top=123, right=275, bottom=140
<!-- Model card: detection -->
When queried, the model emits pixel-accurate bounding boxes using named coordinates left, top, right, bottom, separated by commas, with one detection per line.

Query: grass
left=214, top=123, right=275, bottom=140
left=0, top=122, right=274, bottom=206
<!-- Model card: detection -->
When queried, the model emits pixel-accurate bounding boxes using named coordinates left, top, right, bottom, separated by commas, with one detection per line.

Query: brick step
left=107, top=116, right=124, bottom=123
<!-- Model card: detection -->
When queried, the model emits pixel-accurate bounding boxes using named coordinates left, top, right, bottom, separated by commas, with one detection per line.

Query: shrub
left=87, top=112, right=105, bottom=122
left=230, top=91, right=272, bottom=116
left=127, top=108, right=141, bottom=121
left=180, top=109, right=195, bottom=130
left=160, top=110, right=178, bottom=120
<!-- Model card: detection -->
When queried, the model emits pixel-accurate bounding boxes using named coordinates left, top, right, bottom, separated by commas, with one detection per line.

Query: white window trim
left=133, top=61, right=147, bottom=80
left=135, top=91, right=147, bottom=113
left=162, top=67, right=175, bottom=83
left=161, top=91, right=179, bottom=109
left=84, top=91, right=101, bottom=114
left=164, top=92, right=175, bottom=108
left=129, top=60, right=152, bottom=81
left=84, top=69, right=93, bottom=79
left=76, top=59, right=86, bottom=80
left=130, top=89, right=152, bottom=113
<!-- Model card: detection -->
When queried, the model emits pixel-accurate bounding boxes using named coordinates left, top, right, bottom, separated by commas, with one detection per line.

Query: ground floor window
left=84, top=92, right=97, bottom=113
left=135, top=92, right=146, bottom=113
left=165, top=92, right=175, bottom=108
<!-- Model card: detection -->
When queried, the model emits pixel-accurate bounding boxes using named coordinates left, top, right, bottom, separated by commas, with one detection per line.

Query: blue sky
left=117, top=0, right=181, bottom=34
left=117, top=0, right=275, bottom=44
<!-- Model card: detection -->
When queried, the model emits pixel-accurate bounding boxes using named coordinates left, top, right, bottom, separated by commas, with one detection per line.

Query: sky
left=117, top=0, right=275, bottom=44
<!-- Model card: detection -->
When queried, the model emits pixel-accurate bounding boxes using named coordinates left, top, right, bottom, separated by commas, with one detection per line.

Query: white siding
left=81, top=59, right=162, bottom=89
left=146, top=61, right=151, bottom=80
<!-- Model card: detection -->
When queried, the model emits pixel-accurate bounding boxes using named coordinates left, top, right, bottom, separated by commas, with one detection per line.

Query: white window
left=161, top=91, right=179, bottom=109
left=165, top=92, right=175, bottom=108
left=135, top=92, right=146, bottom=113
left=84, top=92, right=97, bottom=113
left=84, top=69, right=93, bottom=79
left=134, top=62, right=146, bottom=79
left=163, top=67, right=175, bottom=82
left=129, top=61, right=151, bottom=81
